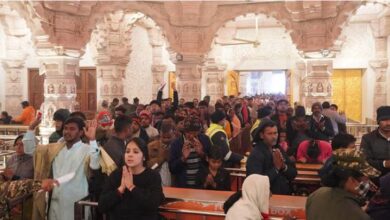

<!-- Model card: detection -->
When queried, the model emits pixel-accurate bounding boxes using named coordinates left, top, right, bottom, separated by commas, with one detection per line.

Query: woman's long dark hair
left=307, top=139, right=320, bottom=162
left=223, top=191, right=242, bottom=214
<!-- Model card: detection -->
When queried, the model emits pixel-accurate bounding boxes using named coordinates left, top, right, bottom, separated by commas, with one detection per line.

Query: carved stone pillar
left=36, top=36, right=81, bottom=144
left=301, top=60, right=333, bottom=111
left=90, top=10, right=139, bottom=105
left=143, top=23, right=168, bottom=99
left=202, top=58, right=226, bottom=104
left=369, top=59, right=388, bottom=112
left=173, top=55, right=204, bottom=101
left=151, top=64, right=167, bottom=98
left=96, top=66, right=125, bottom=103
left=370, top=16, right=390, bottom=115
left=239, top=72, right=248, bottom=96
left=1, top=59, right=26, bottom=116
left=0, top=8, right=30, bottom=115
left=296, top=61, right=307, bottom=105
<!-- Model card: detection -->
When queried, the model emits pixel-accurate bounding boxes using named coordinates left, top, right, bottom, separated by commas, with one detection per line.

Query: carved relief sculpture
left=48, top=84, right=55, bottom=94
left=317, top=82, right=324, bottom=93
left=112, top=84, right=118, bottom=94
left=327, top=82, right=332, bottom=95
left=59, top=83, right=67, bottom=94
left=103, top=84, right=109, bottom=94
left=308, top=83, right=313, bottom=93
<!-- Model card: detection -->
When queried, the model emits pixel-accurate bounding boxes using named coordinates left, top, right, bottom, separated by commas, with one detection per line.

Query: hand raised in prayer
left=272, top=149, right=285, bottom=171
left=318, top=121, right=325, bottom=130
left=159, top=82, right=166, bottom=91
left=29, top=115, right=42, bottom=130
left=83, top=119, right=97, bottom=141
left=118, top=167, right=127, bottom=194
left=182, top=145, right=191, bottom=161
left=123, top=166, right=135, bottom=191
left=193, top=138, right=204, bottom=157
left=205, top=174, right=216, bottom=188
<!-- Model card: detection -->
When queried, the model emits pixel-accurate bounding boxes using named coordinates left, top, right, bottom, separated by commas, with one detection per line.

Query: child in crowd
left=196, top=146, right=231, bottom=191
left=278, top=129, right=289, bottom=153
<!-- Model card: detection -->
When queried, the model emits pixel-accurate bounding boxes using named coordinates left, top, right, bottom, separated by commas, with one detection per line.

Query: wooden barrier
left=226, top=163, right=322, bottom=194
left=160, top=187, right=307, bottom=220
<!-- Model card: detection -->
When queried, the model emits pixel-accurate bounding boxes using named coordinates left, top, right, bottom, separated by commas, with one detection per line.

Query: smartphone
left=37, top=111, right=42, bottom=120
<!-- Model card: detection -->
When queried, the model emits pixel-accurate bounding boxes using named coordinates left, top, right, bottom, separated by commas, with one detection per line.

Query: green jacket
left=306, top=187, right=371, bottom=220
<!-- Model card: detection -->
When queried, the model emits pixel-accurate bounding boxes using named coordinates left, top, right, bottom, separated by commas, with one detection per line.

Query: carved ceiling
left=2, top=0, right=389, bottom=59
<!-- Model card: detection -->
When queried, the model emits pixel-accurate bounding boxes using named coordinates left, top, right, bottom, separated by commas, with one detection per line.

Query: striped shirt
left=185, top=147, right=201, bottom=187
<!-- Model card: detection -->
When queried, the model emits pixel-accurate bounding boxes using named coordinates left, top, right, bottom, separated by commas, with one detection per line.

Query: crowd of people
left=0, top=85, right=389, bottom=220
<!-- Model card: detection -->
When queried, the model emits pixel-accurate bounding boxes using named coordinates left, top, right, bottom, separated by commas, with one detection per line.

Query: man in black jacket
left=308, top=102, right=334, bottom=141
left=362, top=106, right=390, bottom=177
left=103, top=115, right=132, bottom=167
left=247, top=119, right=297, bottom=195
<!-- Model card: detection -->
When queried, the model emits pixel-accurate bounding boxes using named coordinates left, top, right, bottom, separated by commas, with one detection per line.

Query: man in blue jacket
left=169, top=116, right=211, bottom=188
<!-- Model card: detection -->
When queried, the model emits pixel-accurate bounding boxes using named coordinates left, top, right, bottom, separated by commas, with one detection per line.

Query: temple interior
left=1, top=1, right=390, bottom=220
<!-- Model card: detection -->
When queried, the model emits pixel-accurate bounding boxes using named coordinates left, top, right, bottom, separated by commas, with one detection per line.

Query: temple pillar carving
left=90, top=10, right=140, bottom=105
left=146, top=26, right=168, bottom=99
left=370, top=16, right=390, bottom=116
left=0, top=8, right=30, bottom=115
left=151, top=64, right=167, bottom=99
left=202, top=58, right=226, bottom=104
left=36, top=36, right=81, bottom=144
left=301, top=60, right=333, bottom=112
left=173, top=54, right=204, bottom=102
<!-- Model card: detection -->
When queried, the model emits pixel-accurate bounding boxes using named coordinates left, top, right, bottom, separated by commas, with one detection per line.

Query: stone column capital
left=35, top=35, right=84, bottom=58
left=370, top=16, right=390, bottom=38
left=369, top=59, right=388, bottom=69
left=202, top=58, right=227, bottom=72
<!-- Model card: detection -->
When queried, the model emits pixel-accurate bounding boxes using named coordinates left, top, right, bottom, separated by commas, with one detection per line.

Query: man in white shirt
left=23, top=117, right=100, bottom=220
left=322, top=101, right=346, bottom=135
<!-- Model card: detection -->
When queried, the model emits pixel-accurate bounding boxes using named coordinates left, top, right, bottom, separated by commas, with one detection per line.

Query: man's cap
left=333, top=148, right=381, bottom=178
left=210, top=110, right=226, bottom=123
left=376, top=106, right=390, bottom=122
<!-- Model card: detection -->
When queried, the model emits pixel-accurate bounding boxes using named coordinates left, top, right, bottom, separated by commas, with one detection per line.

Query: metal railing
left=346, top=123, right=378, bottom=147
left=0, top=125, right=29, bottom=136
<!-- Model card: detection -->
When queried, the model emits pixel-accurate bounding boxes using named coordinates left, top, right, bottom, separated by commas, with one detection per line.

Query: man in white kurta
left=23, top=117, right=100, bottom=220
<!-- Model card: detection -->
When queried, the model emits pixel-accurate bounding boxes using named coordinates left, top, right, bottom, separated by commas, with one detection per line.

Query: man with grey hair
left=307, top=102, right=334, bottom=141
